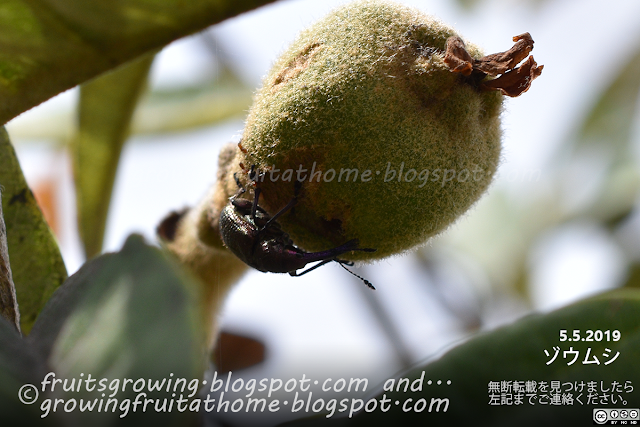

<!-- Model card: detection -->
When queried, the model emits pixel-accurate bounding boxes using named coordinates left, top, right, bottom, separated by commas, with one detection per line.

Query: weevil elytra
left=219, top=167, right=376, bottom=289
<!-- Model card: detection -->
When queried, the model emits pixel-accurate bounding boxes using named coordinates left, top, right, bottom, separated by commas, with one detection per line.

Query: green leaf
left=283, top=289, right=640, bottom=426
left=134, top=70, right=254, bottom=135
left=6, top=68, right=254, bottom=142
left=567, top=44, right=640, bottom=225
left=28, top=234, right=205, bottom=426
left=0, top=318, right=52, bottom=424
left=576, top=44, right=640, bottom=154
left=452, top=0, right=481, bottom=9
left=73, top=54, right=154, bottom=259
left=0, top=191, right=20, bottom=331
left=0, top=128, right=67, bottom=334
left=454, top=0, right=555, bottom=11
left=0, top=0, right=278, bottom=125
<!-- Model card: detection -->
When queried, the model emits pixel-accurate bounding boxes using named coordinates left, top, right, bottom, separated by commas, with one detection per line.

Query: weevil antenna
left=337, top=262, right=375, bottom=290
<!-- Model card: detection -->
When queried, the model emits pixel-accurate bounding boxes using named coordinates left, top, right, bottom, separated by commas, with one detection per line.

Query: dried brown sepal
left=474, top=33, right=534, bottom=76
left=444, top=32, right=543, bottom=97
left=443, top=36, right=475, bottom=76
left=482, top=55, right=543, bottom=97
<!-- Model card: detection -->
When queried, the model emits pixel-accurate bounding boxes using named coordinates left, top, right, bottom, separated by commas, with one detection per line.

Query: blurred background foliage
left=8, top=32, right=254, bottom=260
left=455, top=0, right=552, bottom=10
left=4, top=0, right=640, bottom=412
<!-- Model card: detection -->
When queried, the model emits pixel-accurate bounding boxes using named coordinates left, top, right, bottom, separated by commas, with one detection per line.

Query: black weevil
left=219, top=168, right=376, bottom=289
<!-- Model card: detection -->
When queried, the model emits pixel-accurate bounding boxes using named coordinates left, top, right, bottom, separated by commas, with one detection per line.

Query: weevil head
left=219, top=202, right=261, bottom=268
left=219, top=195, right=309, bottom=273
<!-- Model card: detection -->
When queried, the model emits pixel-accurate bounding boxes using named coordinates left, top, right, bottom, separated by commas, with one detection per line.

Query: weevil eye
left=231, top=198, right=253, bottom=213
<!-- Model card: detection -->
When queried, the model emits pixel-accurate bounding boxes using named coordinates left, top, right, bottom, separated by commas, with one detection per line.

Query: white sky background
left=7, top=0, right=640, bottom=424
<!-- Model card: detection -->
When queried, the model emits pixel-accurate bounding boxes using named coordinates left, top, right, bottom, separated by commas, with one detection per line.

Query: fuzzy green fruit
left=233, top=0, right=504, bottom=260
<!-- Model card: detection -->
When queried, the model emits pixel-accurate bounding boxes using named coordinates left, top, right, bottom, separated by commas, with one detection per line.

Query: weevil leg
left=252, top=187, right=298, bottom=257
left=289, top=258, right=335, bottom=277
left=251, top=187, right=261, bottom=221
left=262, top=179, right=303, bottom=228
left=290, top=180, right=302, bottom=216
left=263, top=198, right=297, bottom=227
left=293, top=179, right=302, bottom=196
left=231, top=172, right=247, bottom=199
left=233, top=172, right=243, bottom=189
left=248, top=164, right=266, bottom=185
left=248, top=164, right=258, bottom=182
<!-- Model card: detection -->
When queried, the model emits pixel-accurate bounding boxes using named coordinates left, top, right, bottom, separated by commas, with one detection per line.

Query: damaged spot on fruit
left=444, top=32, right=543, bottom=97
left=321, top=217, right=344, bottom=236
left=273, top=42, right=323, bottom=87
left=404, top=25, right=437, bottom=58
